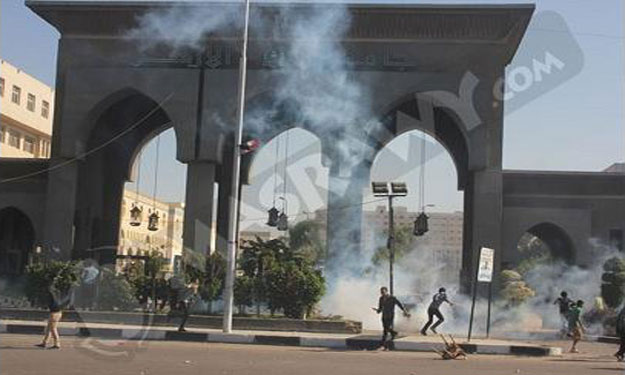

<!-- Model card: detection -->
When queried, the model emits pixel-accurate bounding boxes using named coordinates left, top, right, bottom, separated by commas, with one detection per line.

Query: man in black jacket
left=373, top=286, right=410, bottom=347
left=421, top=287, right=454, bottom=335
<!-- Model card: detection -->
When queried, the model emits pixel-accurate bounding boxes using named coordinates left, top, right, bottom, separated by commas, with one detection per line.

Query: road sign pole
left=469, top=247, right=495, bottom=341
left=467, top=257, right=479, bottom=342
left=486, top=279, right=493, bottom=338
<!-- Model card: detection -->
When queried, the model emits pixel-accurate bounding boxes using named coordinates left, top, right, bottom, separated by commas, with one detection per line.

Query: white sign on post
left=477, top=247, right=495, bottom=283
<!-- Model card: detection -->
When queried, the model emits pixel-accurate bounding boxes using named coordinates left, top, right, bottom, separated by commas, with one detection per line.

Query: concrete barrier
left=0, top=308, right=361, bottom=334
left=0, top=321, right=561, bottom=357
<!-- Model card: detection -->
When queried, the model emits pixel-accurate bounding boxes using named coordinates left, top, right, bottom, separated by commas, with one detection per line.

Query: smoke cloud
left=323, top=233, right=624, bottom=337
left=123, top=1, right=621, bottom=341
left=127, top=4, right=241, bottom=52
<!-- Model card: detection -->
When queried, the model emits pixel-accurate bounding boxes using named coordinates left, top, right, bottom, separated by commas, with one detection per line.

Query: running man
left=177, top=279, right=200, bottom=332
left=554, top=291, right=573, bottom=336
left=373, top=287, right=410, bottom=347
left=568, top=300, right=585, bottom=353
left=421, top=287, right=453, bottom=336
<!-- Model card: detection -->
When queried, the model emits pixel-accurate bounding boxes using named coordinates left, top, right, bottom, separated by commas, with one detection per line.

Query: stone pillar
left=183, top=161, right=217, bottom=255
left=460, top=169, right=503, bottom=293
left=91, top=177, right=124, bottom=265
left=43, top=158, right=79, bottom=260
left=216, top=148, right=234, bottom=255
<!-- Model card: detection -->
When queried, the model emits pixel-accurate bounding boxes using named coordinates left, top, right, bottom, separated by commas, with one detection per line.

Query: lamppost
left=371, top=182, right=408, bottom=296
left=222, top=0, right=252, bottom=333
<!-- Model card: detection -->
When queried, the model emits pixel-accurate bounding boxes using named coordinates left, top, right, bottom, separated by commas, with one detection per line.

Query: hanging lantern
left=413, top=212, right=429, bottom=236
left=267, top=207, right=279, bottom=227
left=277, top=212, right=289, bottom=231
left=147, top=211, right=160, bottom=231
left=130, top=205, right=142, bottom=226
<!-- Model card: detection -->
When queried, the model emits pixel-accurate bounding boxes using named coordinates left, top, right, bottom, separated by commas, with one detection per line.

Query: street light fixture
left=371, top=181, right=408, bottom=296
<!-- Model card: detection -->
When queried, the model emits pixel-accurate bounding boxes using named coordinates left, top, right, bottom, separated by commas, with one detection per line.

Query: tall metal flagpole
left=223, top=0, right=251, bottom=333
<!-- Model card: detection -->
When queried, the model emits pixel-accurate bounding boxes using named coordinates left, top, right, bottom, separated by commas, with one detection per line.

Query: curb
left=0, top=323, right=560, bottom=356
left=594, top=336, right=620, bottom=344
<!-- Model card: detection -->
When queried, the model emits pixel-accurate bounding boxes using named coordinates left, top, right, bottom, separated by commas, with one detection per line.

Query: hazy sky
left=1, top=0, right=623, bottom=222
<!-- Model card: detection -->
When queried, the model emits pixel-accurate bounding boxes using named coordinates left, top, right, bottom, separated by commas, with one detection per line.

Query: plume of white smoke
left=127, top=4, right=241, bottom=52
left=323, top=232, right=624, bottom=337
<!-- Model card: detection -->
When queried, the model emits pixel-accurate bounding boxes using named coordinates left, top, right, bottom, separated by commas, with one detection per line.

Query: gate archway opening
left=0, top=207, right=35, bottom=277
left=119, top=128, right=187, bottom=276
left=368, top=129, right=464, bottom=286
left=74, top=89, right=182, bottom=269
left=242, top=127, right=328, bottom=265
left=516, top=222, right=575, bottom=271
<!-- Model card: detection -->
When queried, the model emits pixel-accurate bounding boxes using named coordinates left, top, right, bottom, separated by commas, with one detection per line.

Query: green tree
left=234, top=275, right=255, bottom=314
left=371, top=225, right=415, bottom=265
left=238, top=237, right=324, bottom=318
left=25, top=260, right=81, bottom=308
left=124, top=250, right=168, bottom=310
left=239, top=237, right=285, bottom=315
left=97, top=267, right=138, bottom=311
left=288, top=220, right=326, bottom=265
left=265, top=260, right=326, bottom=319
left=200, top=251, right=226, bottom=307
left=601, top=257, right=625, bottom=308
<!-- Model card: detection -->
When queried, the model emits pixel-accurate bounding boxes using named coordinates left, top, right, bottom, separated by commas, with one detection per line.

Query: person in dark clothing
left=36, top=287, right=71, bottom=349
left=177, top=280, right=199, bottom=332
left=373, top=287, right=410, bottom=347
left=614, top=305, right=625, bottom=361
left=554, top=291, right=573, bottom=336
left=421, top=287, right=453, bottom=335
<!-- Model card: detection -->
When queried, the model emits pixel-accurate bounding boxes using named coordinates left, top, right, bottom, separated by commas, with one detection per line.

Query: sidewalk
left=0, top=319, right=562, bottom=356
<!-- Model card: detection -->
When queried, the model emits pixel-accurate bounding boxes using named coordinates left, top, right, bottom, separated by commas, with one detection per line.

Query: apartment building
left=0, top=59, right=53, bottom=158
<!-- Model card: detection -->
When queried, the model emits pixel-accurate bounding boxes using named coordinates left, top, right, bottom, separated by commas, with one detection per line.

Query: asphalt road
left=0, top=334, right=623, bottom=375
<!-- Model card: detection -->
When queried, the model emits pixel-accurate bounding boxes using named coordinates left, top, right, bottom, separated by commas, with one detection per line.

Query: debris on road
left=433, top=335, right=467, bottom=360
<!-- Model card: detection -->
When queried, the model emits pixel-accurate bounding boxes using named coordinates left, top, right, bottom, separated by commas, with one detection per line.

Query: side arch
left=521, top=222, right=576, bottom=263
left=73, top=89, right=177, bottom=264
left=0, top=207, right=35, bottom=276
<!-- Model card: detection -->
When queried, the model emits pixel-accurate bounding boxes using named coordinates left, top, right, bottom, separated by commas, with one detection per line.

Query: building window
left=41, top=100, right=50, bottom=119
left=8, top=129, right=20, bottom=148
left=11, top=85, right=21, bottom=105
left=0, top=78, right=4, bottom=97
left=39, top=140, right=50, bottom=158
left=23, top=136, right=35, bottom=153
left=27, top=93, right=36, bottom=112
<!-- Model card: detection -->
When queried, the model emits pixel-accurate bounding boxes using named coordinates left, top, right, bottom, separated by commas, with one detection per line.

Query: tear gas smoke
left=125, top=2, right=619, bottom=339
left=323, top=233, right=624, bottom=337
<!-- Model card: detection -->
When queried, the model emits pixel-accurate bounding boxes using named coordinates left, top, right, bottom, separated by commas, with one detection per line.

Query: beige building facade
left=314, top=206, right=463, bottom=283
left=118, top=189, right=184, bottom=274
left=0, top=59, right=53, bottom=159
left=363, top=206, right=464, bottom=283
